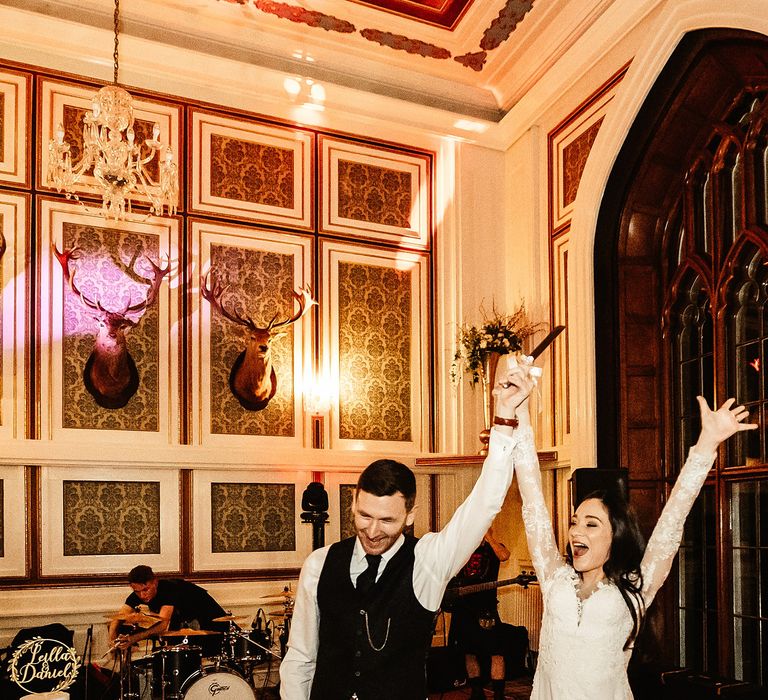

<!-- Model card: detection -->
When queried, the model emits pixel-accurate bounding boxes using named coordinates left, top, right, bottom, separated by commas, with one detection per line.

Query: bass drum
left=181, top=665, right=256, bottom=699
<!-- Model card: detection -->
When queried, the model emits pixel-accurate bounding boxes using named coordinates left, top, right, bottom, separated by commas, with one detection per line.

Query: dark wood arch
left=594, top=29, right=768, bottom=683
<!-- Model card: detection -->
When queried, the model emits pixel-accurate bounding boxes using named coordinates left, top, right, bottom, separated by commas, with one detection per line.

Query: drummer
left=109, top=565, right=228, bottom=655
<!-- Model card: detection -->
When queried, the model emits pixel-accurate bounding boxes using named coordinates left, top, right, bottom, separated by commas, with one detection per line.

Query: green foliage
left=450, top=302, right=540, bottom=385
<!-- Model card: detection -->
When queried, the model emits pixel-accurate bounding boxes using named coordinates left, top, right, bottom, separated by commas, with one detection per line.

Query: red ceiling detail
left=349, top=0, right=475, bottom=30
left=253, top=0, right=356, bottom=32
left=360, top=28, right=451, bottom=58
left=454, top=50, right=486, bottom=72
left=224, top=0, right=537, bottom=71
left=480, top=0, right=534, bottom=50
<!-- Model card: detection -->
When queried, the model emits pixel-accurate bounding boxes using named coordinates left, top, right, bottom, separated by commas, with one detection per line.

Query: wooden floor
left=428, top=676, right=533, bottom=700
left=254, top=676, right=534, bottom=699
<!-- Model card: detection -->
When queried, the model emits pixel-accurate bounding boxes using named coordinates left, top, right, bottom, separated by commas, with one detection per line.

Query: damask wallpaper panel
left=319, top=136, right=432, bottom=249
left=0, top=465, right=25, bottom=577
left=0, top=69, right=30, bottom=187
left=62, top=480, right=161, bottom=556
left=38, top=78, right=182, bottom=209
left=38, top=199, right=180, bottom=447
left=191, top=469, right=312, bottom=571
left=40, top=466, right=180, bottom=576
left=338, top=483, right=356, bottom=541
left=321, top=239, right=430, bottom=452
left=190, top=220, right=313, bottom=448
left=548, top=66, right=626, bottom=234
left=190, top=109, right=314, bottom=230
left=322, top=472, right=363, bottom=545
left=0, top=191, right=28, bottom=440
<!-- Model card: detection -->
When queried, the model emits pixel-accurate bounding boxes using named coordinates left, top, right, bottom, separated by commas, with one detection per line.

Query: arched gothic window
left=666, top=85, right=768, bottom=685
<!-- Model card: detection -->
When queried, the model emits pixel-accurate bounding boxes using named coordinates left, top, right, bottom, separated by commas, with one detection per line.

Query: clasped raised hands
left=492, top=353, right=539, bottom=419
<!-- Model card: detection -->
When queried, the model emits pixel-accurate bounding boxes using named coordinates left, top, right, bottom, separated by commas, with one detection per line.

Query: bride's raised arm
left=506, top=368, right=563, bottom=585
left=641, top=396, right=756, bottom=604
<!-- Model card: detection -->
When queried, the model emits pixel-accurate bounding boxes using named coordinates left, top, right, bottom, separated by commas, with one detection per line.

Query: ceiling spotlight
left=283, top=77, right=302, bottom=97
left=453, top=119, right=489, bottom=134
left=284, top=77, right=326, bottom=112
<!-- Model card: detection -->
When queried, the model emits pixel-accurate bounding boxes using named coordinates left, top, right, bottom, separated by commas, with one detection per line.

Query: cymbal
left=256, top=590, right=293, bottom=602
left=212, top=615, right=249, bottom=623
left=267, top=610, right=293, bottom=619
left=104, top=612, right=161, bottom=625
left=257, top=595, right=295, bottom=605
left=161, top=628, right=221, bottom=637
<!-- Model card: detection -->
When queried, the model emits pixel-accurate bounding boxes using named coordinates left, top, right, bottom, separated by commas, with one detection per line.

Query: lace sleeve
left=515, top=424, right=563, bottom=584
left=641, top=447, right=715, bottom=604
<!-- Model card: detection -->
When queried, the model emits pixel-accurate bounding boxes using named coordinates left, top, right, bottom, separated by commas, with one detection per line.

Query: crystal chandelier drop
left=48, top=0, right=178, bottom=220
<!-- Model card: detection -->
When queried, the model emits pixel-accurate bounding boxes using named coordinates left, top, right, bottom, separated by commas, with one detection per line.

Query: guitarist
left=449, top=524, right=510, bottom=700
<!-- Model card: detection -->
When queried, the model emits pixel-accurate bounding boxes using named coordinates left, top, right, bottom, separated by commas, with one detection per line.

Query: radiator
left=505, top=583, right=543, bottom=652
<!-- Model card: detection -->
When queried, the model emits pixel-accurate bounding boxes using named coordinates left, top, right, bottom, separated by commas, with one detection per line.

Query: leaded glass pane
left=679, top=486, right=716, bottom=671
left=733, top=547, right=759, bottom=615
left=729, top=479, right=768, bottom=685
left=720, top=147, right=738, bottom=246
left=733, top=152, right=744, bottom=237
left=692, top=171, right=710, bottom=256
left=734, top=615, right=760, bottom=682
left=763, top=142, right=768, bottom=226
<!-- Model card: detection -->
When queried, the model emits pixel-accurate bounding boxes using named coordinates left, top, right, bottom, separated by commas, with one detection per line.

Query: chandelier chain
left=47, top=0, right=179, bottom=220
left=113, top=0, right=120, bottom=85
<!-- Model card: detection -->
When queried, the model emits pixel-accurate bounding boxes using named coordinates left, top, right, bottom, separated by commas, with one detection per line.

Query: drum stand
left=117, top=645, right=135, bottom=700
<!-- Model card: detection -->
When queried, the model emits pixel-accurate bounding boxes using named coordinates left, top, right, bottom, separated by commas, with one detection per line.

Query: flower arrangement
left=451, top=302, right=541, bottom=385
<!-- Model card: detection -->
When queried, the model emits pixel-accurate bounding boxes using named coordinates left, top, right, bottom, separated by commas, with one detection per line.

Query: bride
left=499, top=360, right=755, bottom=699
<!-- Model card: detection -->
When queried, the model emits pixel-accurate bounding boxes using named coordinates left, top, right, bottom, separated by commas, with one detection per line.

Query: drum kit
left=107, top=590, right=294, bottom=699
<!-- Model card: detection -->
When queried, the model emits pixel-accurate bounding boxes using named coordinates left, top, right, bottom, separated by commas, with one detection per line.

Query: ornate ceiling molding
left=223, top=0, right=536, bottom=72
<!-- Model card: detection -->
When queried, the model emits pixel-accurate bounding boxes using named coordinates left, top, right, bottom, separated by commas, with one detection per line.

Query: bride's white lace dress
left=513, top=424, right=715, bottom=700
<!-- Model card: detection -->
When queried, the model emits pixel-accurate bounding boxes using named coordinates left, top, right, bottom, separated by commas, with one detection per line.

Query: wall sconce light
left=304, top=378, right=333, bottom=449
left=283, top=77, right=326, bottom=111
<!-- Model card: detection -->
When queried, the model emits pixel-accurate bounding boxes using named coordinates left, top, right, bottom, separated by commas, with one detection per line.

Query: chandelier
left=48, top=0, right=178, bottom=220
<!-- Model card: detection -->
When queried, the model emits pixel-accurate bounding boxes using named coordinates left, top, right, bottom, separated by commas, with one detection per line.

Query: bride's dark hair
left=566, top=489, right=646, bottom=649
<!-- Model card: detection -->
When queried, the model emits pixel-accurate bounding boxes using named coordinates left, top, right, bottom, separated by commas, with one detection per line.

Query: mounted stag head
left=201, top=271, right=316, bottom=411
left=54, top=244, right=170, bottom=409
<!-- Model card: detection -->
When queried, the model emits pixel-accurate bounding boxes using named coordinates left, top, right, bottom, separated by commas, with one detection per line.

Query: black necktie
left=356, top=554, right=382, bottom=594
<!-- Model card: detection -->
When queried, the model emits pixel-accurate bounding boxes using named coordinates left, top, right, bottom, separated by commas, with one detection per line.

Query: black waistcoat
left=310, top=535, right=436, bottom=700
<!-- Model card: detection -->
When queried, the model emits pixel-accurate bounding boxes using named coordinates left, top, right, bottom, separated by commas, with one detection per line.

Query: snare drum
left=181, top=665, right=256, bottom=699
left=153, top=644, right=203, bottom=699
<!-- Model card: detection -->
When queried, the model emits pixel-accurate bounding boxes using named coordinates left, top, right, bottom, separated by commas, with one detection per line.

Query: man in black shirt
left=108, top=565, right=228, bottom=652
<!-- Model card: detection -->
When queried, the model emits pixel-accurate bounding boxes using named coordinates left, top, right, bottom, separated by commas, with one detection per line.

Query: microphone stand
left=82, top=624, right=93, bottom=700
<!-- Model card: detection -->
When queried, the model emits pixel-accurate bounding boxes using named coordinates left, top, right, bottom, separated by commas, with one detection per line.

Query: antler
left=53, top=244, right=101, bottom=310
left=267, top=285, right=317, bottom=330
left=54, top=244, right=169, bottom=316
left=201, top=272, right=316, bottom=331
left=201, top=270, right=258, bottom=330
left=124, top=255, right=171, bottom=315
